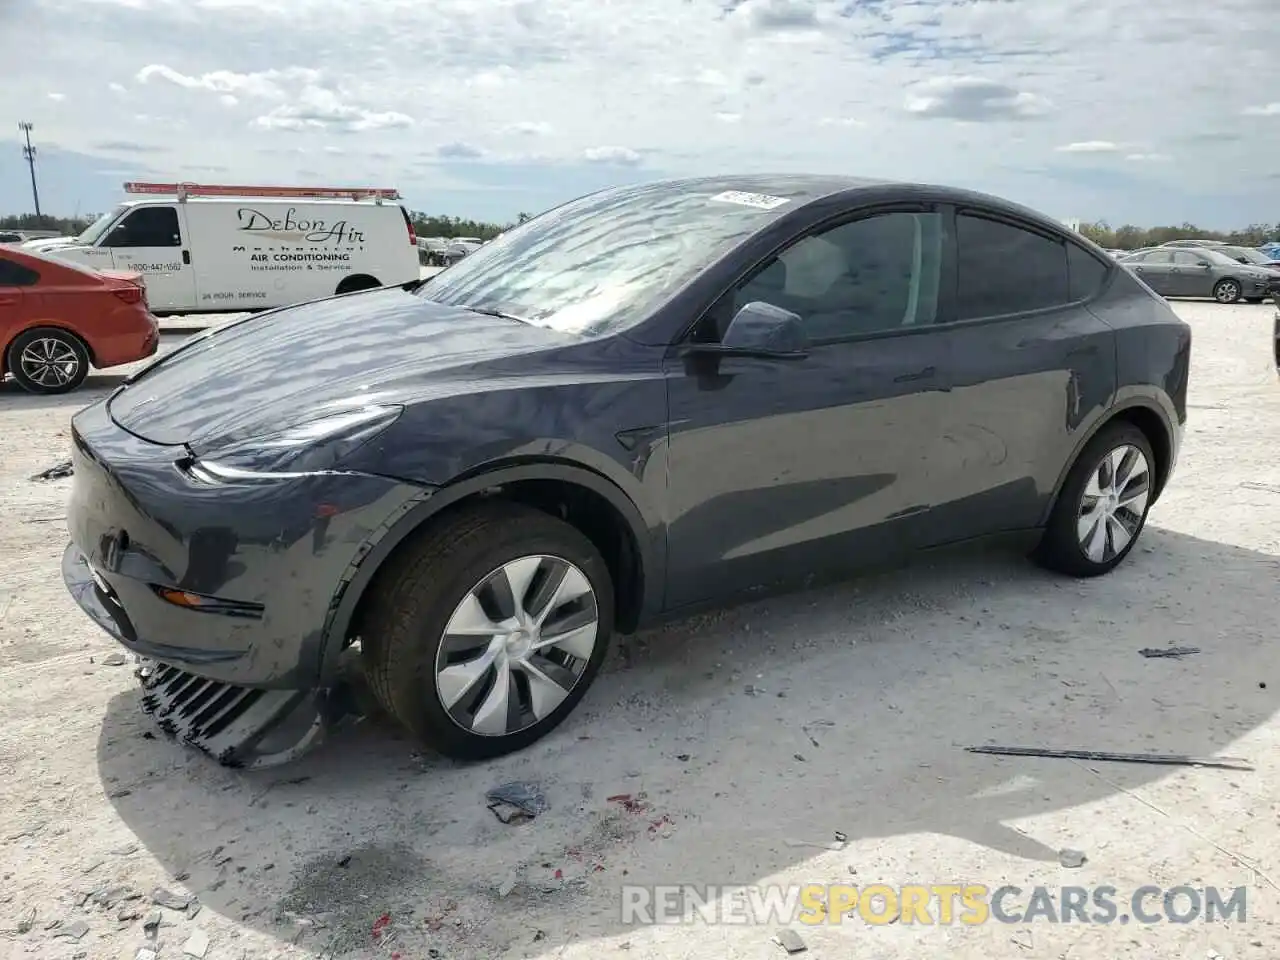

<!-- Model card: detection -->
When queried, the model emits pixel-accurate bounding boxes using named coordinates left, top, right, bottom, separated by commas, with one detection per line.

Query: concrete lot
left=0, top=300, right=1277, bottom=960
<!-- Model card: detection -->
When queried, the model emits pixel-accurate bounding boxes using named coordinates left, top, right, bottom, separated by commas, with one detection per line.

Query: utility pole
left=18, top=121, right=42, bottom=219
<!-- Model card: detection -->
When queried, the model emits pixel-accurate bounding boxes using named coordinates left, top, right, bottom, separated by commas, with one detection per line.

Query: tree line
left=4, top=210, right=1276, bottom=250
left=1077, top=221, right=1278, bottom=250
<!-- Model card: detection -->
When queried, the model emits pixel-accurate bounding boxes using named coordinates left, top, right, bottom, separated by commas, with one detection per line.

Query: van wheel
left=7, top=327, right=90, bottom=394
left=359, top=502, right=614, bottom=760
left=335, top=274, right=381, bottom=295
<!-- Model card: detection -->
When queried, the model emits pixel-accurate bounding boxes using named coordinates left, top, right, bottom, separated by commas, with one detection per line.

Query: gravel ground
left=1, top=300, right=1277, bottom=960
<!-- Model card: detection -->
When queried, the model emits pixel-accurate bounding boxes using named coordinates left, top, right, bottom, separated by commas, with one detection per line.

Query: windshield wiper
left=460, top=305, right=532, bottom=324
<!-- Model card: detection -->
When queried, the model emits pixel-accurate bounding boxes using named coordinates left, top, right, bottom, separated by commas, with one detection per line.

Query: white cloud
left=47, top=92, right=65, bottom=101
left=2, top=0, right=1278, bottom=224
left=583, top=146, right=641, bottom=165
left=1126, top=153, right=1172, bottom=162
left=1055, top=141, right=1120, bottom=153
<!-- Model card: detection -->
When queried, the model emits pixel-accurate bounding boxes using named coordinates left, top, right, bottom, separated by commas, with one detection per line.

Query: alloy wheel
left=1076, top=444, right=1151, bottom=564
left=18, top=337, right=81, bottom=388
left=434, top=554, right=599, bottom=736
left=1215, top=281, right=1239, bottom=303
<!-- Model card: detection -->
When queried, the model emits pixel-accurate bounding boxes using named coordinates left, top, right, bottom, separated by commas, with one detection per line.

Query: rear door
left=1126, top=249, right=1175, bottom=295
left=924, top=209, right=1116, bottom=543
left=100, top=204, right=196, bottom=312
left=1170, top=250, right=1213, bottom=297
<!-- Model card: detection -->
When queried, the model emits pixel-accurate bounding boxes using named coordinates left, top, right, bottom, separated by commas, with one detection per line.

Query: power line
left=18, top=121, right=42, bottom=219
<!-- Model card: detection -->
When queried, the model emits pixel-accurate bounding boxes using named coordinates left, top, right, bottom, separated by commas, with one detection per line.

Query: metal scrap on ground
left=966, top=745, right=1254, bottom=771
left=485, top=781, right=547, bottom=823
left=29, top=459, right=73, bottom=481
left=1139, top=646, right=1202, bottom=658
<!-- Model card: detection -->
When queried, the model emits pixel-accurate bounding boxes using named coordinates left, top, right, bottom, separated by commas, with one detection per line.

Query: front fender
left=317, top=458, right=665, bottom=681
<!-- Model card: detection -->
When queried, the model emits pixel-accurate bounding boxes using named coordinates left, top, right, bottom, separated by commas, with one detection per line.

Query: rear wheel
left=1034, top=422, right=1156, bottom=577
left=359, top=502, right=614, bottom=760
left=1213, top=279, right=1242, bottom=303
left=6, top=327, right=90, bottom=394
left=335, top=274, right=381, bottom=295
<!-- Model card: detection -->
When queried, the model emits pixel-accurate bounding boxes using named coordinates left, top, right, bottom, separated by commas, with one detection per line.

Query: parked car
left=1, top=246, right=158, bottom=393
left=1121, top=246, right=1277, bottom=303
left=1216, top=244, right=1280, bottom=272
left=419, top=237, right=450, bottom=267
left=442, top=239, right=481, bottom=265
left=30, top=182, right=420, bottom=314
left=61, top=174, right=1190, bottom=768
left=1160, top=239, right=1229, bottom=249
left=0, top=230, right=26, bottom=245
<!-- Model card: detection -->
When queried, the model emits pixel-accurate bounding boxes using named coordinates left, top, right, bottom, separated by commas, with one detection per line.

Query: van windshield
left=78, top=205, right=128, bottom=245
left=416, top=182, right=795, bottom=337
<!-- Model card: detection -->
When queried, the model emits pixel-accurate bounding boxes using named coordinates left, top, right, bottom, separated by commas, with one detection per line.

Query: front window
left=1201, top=249, right=1241, bottom=266
left=416, top=183, right=798, bottom=336
left=77, top=205, right=128, bottom=245
left=1225, top=246, right=1267, bottom=264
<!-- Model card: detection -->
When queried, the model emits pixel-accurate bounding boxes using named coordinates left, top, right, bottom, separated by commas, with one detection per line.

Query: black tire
left=1246, top=297, right=1264, bottom=304
left=335, top=274, right=381, bottom=295
left=1213, top=278, right=1242, bottom=304
left=359, top=501, right=614, bottom=760
left=6, top=326, right=90, bottom=394
left=1033, top=421, right=1156, bottom=577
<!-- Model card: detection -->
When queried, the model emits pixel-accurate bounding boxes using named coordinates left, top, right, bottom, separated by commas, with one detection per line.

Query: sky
left=1, top=0, right=1278, bottom=228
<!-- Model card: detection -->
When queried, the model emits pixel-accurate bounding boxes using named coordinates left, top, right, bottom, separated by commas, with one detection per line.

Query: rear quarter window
left=956, top=212, right=1070, bottom=320
left=0, top=256, right=39, bottom=286
left=1067, top=243, right=1110, bottom=301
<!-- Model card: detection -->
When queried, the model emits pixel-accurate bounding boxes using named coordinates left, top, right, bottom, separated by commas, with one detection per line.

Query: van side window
left=103, top=207, right=181, bottom=248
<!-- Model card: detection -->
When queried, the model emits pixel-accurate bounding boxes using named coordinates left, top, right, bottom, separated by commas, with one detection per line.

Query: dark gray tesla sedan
left=62, top=175, right=1191, bottom=768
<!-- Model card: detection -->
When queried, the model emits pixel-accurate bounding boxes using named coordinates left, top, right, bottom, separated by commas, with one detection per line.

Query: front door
left=663, top=207, right=953, bottom=610
left=100, top=205, right=196, bottom=312
left=1169, top=250, right=1212, bottom=297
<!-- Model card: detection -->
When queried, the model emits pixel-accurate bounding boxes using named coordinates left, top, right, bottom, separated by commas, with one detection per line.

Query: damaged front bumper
left=64, top=543, right=342, bottom=768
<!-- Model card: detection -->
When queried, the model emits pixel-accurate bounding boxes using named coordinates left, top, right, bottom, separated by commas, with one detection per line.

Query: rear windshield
left=416, top=183, right=799, bottom=337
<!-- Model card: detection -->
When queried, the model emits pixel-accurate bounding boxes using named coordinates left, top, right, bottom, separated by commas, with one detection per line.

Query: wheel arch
left=1040, top=399, right=1175, bottom=526
left=334, top=273, right=381, bottom=296
left=318, top=458, right=660, bottom=681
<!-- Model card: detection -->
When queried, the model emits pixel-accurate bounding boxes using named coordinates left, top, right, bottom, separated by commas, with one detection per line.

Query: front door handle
left=182, top=249, right=191, bottom=265
left=0, top=294, right=17, bottom=306
left=894, top=365, right=936, bottom=383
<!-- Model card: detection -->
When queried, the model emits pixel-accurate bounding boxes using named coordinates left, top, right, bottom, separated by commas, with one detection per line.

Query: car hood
left=107, top=286, right=577, bottom=448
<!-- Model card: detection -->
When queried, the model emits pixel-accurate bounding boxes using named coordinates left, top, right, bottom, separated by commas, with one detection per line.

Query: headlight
left=185, top=404, right=403, bottom=482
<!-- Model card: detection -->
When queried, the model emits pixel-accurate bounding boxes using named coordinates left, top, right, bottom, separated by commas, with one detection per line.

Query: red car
left=1, top=246, right=158, bottom=394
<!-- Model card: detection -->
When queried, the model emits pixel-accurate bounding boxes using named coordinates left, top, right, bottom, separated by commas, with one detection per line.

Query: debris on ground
left=135, top=948, right=158, bottom=960
left=182, top=927, right=210, bottom=958
left=485, top=782, right=547, bottom=823
left=52, top=919, right=89, bottom=940
left=965, top=745, right=1254, bottom=771
left=606, top=793, right=650, bottom=814
left=774, top=928, right=808, bottom=953
left=101, top=652, right=128, bottom=666
left=16, top=907, right=36, bottom=933
left=30, top=459, right=73, bottom=481
left=150, top=887, right=193, bottom=911
left=142, top=910, right=162, bottom=934
left=1138, top=646, right=1201, bottom=659
left=784, top=835, right=848, bottom=851
left=1059, top=848, right=1087, bottom=868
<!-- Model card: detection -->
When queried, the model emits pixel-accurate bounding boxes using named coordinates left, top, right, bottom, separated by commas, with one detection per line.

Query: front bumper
left=62, top=398, right=428, bottom=763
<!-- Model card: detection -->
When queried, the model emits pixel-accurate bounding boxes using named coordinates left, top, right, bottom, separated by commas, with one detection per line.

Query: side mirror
left=686, top=301, right=809, bottom=359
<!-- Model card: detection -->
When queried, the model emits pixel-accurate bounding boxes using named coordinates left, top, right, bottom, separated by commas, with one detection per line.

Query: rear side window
left=1067, top=243, right=1109, bottom=301
left=0, top=256, right=39, bottom=286
left=956, top=213, right=1069, bottom=320
left=102, top=206, right=181, bottom=248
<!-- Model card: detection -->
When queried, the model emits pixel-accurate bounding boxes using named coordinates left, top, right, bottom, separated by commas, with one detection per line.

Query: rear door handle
left=894, top=365, right=936, bottom=383
left=182, top=249, right=191, bottom=265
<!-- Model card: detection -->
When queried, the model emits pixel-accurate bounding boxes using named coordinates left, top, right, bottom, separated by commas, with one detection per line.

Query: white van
left=31, top=182, right=421, bottom=314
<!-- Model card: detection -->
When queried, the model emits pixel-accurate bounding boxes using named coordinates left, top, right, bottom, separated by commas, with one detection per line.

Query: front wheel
left=359, top=502, right=614, bottom=760
left=1034, top=422, right=1156, bottom=577
left=1213, top=279, right=1242, bottom=304
left=6, top=327, right=90, bottom=394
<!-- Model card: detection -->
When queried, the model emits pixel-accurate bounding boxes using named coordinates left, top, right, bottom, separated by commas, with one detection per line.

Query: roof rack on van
left=122, top=182, right=402, bottom=203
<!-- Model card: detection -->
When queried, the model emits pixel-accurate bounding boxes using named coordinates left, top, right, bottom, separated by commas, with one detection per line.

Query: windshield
left=1224, top=246, right=1268, bottom=264
left=416, top=182, right=798, bottom=336
left=77, top=205, right=128, bottom=245
left=1201, top=249, right=1244, bottom=266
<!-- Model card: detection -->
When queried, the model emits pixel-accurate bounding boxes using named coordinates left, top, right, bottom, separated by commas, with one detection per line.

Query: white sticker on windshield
left=708, top=190, right=790, bottom=210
